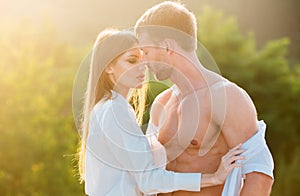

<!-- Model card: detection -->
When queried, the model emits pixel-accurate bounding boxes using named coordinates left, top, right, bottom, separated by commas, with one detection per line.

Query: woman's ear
left=105, top=66, right=114, bottom=74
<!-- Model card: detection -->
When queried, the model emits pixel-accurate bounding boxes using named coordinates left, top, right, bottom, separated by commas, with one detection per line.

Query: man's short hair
left=135, top=1, right=197, bottom=51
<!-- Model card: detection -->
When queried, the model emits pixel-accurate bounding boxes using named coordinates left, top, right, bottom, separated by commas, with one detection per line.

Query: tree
left=0, top=21, right=84, bottom=195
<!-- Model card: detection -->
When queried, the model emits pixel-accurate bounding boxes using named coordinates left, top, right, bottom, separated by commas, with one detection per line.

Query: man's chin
left=154, top=74, right=169, bottom=81
left=154, top=75, right=164, bottom=81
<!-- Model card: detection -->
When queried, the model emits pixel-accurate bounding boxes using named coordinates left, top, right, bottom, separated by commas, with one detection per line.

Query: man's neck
left=169, top=52, right=208, bottom=97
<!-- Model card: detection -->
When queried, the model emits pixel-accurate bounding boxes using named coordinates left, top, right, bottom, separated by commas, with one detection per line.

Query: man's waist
left=166, top=152, right=224, bottom=173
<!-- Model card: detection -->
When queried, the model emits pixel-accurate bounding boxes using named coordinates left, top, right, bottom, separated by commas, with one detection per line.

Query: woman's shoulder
left=90, top=99, right=122, bottom=128
left=93, top=99, right=111, bottom=113
left=93, top=96, right=132, bottom=118
left=92, top=96, right=140, bottom=133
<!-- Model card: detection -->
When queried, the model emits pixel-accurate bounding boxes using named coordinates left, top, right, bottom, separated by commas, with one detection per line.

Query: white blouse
left=85, top=92, right=201, bottom=196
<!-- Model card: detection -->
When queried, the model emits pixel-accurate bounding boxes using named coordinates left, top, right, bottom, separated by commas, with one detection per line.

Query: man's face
left=138, top=33, right=173, bottom=81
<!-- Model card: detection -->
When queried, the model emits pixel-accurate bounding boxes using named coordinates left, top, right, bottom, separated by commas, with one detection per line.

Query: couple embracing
left=75, top=1, right=274, bottom=196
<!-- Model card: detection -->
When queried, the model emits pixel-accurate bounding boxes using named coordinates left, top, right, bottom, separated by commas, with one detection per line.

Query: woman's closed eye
left=127, top=58, right=139, bottom=64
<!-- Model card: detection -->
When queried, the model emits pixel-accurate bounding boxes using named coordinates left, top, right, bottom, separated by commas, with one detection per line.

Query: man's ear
left=163, top=38, right=175, bottom=54
left=105, top=66, right=114, bottom=74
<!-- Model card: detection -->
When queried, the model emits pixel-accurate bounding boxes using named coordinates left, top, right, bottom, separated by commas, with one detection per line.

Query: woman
left=77, top=29, right=244, bottom=196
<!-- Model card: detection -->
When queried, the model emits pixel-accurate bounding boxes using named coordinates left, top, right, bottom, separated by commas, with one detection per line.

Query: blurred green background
left=0, top=0, right=299, bottom=195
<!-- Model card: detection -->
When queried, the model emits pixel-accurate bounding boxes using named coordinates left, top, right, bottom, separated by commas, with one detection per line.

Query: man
left=135, top=1, right=274, bottom=195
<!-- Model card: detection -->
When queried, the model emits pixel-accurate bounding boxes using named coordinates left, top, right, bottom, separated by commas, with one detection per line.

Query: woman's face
left=107, top=44, right=145, bottom=90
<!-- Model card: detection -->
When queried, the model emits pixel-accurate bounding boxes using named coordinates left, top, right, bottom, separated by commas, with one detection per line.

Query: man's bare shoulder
left=209, top=80, right=255, bottom=109
left=224, top=82, right=256, bottom=112
left=149, top=87, right=173, bottom=126
left=152, top=87, right=173, bottom=105
left=212, top=81, right=258, bottom=147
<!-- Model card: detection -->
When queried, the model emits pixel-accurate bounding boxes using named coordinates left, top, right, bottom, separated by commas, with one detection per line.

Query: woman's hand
left=201, top=143, right=245, bottom=188
left=213, top=143, right=245, bottom=184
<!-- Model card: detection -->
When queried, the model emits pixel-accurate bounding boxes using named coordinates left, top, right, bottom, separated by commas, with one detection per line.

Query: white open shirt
left=85, top=92, right=201, bottom=196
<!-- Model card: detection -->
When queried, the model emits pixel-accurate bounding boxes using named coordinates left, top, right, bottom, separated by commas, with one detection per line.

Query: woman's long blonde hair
left=78, top=29, right=148, bottom=183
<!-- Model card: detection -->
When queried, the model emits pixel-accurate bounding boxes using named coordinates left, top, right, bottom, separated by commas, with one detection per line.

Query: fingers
left=223, top=149, right=244, bottom=160
left=214, top=146, right=245, bottom=184
left=221, top=143, right=246, bottom=167
left=227, top=162, right=243, bottom=174
left=229, top=155, right=245, bottom=163
left=230, top=143, right=242, bottom=151
left=225, top=143, right=246, bottom=157
left=221, top=154, right=244, bottom=169
left=230, top=149, right=245, bottom=156
left=219, top=143, right=246, bottom=175
left=229, top=163, right=242, bottom=171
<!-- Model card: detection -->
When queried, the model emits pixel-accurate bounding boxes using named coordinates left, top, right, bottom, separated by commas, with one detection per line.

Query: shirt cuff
left=173, top=172, right=201, bottom=192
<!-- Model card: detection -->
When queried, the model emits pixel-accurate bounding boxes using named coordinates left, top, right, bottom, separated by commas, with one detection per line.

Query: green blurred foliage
left=0, top=22, right=85, bottom=195
left=0, top=7, right=299, bottom=196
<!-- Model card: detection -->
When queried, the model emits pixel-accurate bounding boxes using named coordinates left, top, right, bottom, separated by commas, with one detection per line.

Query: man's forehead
left=124, top=47, right=142, bottom=56
left=137, top=33, right=153, bottom=43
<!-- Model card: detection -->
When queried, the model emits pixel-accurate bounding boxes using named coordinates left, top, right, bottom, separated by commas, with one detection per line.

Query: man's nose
left=138, top=64, right=146, bottom=72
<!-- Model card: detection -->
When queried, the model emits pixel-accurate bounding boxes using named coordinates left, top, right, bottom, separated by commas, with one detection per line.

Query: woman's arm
left=89, top=101, right=243, bottom=194
left=91, top=102, right=201, bottom=194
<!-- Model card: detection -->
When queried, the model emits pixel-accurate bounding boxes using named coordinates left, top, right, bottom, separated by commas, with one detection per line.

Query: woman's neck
left=113, top=85, right=129, bottom=99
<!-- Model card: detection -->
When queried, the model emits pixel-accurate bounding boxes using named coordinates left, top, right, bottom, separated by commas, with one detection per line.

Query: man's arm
left=240, top=172, right=273, bottom=196
left=218, top=84, right=274, bottom=195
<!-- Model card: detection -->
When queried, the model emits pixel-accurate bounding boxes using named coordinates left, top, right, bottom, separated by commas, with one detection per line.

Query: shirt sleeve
left=145, top=120, right=168, bottom=169
left=241, top=120, right=274, bottom=178
left=222, top=120, right=274, bottom=196
left=87, top=101, right=201, bottom=194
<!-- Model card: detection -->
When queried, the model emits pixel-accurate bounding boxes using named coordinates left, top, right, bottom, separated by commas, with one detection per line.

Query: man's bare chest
left=157, top=93, right=213, bottom=148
